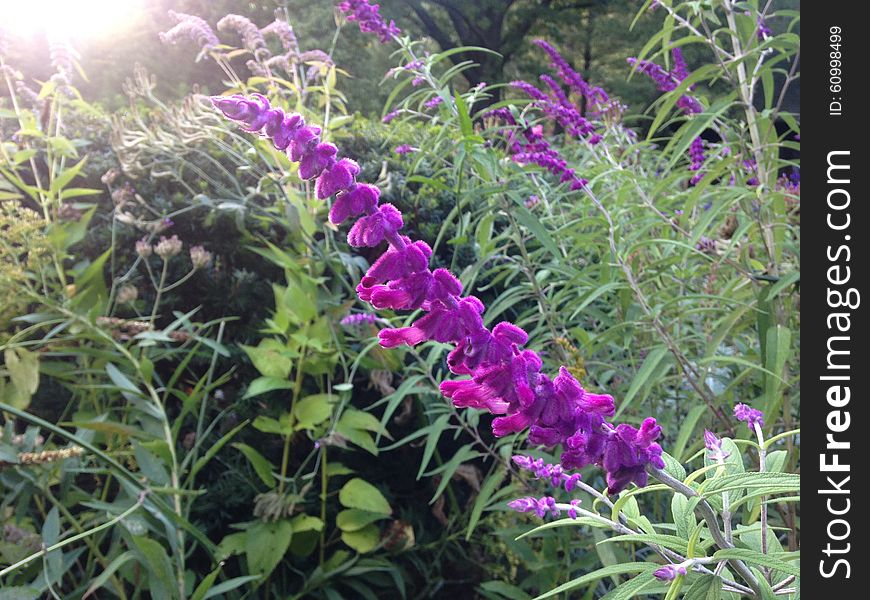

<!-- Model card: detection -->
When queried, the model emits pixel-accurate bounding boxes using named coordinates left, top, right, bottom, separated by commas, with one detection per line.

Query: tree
left=392, top=0, right=602, bottom=100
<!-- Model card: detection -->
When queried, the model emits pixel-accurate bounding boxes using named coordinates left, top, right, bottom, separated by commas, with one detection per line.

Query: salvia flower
left=218, top=14, right=269, bottom=59
left=424, top=96, right=443, bottom=110
left=512, top=455, right=582, bottom=492
left=155, top=235, right=183, bottom=260
left=654, top=564, right=688, bottom=582
left=703, top=429, right=730, bottom=461
left=261, top=17, right=299, bottom=54
left=338, top=0, right=400, bottom=43
left=507, top=496, right=560, bottom=518
left=212, top=93, right=667, bottom=496
left=756, top=16, right=772, bottom=40
left=160, top=11, right=220, bottom=55
left=733, top=403, right=764, bottom=430
left=340, top=313, right=379, bottom=328
left=627, top=49, right=702, bottom=115
left=688, top=136, right=706, bottom=185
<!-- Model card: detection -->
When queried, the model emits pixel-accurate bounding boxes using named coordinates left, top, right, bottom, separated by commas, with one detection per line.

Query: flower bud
left=189, top=245, right=213, bottom=269
left=155, top=235, right=183, bottom=260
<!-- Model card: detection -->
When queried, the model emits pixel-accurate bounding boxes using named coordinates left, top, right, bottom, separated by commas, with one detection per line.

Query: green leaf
left=3, top=348, right=39, bottom=409
left=616, top=346, right=669, bottom=418
left=671, top=493, right=697, bottom=540
left=190, top=563, right=222, bottom=600
left=479, top=581, right=532, bottom=600
left=289, top=514, right=324, bottom=533
left=466, top=467, right=507, bottom=540
left=245, top=519, right=293, bottom=578
left=337, top=509, right=388, bottom=532
left=341, top=523, right=380, bottom=553
left=105, top=363, right=141, bottom=396
left=201, top=576, right=262, bottom=599
left=672, top=405, right=707, bottom=461
left=243, top=376, right=294, bottom=399
left=682, top=574, right=722, bottom=600
left=41, top=507, right=62, bottom=584
left=130, top=536, right=178, bottom=600
left=712, top=549, right=800, bottom=577
left=242, top=339, right=293, bottom=378
left=339, top=478, right=391, bottom=515
left=532, top=564, right=657, bottom=600
left=233, top=443, right=276, bottom=487
left=600, top=571, right=657, bottom=600
left=133, top=442, right=170, bottom=486
left=763, top=325, right=792, bottom=418
left=294, top=394, right=333, bottom=429
left=189, top=419, right=249, bottom=482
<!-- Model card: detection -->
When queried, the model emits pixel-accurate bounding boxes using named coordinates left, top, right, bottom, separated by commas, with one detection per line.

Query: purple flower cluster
left=338, top=0, right=400, bottom=43
left=159, top=11, right=220, bottom=55
left=733, top=403, right=764, bottom=430
left=261, top=18, right=299, bottom=54
left=688, top=136, right=706, bottom=185
left=488, top=109, right=588, bottom=191
left=512, top=455, right=581, bottom=491
left=217, top=14, right=268, bottom=59
left=212, top=93, right=665, bottom=495
left=654, top=564, right=688, bottom=581
left=510, top=40, right=612, bottom=143
left=508, top=496, right=581, bottom=519
left=533, top=40, right=610, bottom=111
left=756, top=16, right=772, bottom=40
left=340, top=312, right=379, bottom=328
left=627, top=48, right=702, bottom=115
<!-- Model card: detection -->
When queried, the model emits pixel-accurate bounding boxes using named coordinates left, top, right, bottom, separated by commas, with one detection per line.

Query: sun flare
left=1, top=0, right=142, bottom=40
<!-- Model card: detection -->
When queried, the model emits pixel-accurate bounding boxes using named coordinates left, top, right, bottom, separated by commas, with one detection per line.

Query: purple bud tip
left=733, top=403, right=764, bottom=430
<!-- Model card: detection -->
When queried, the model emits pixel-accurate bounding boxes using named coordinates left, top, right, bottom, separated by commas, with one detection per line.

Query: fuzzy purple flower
left=394, top=144, right=415, bottom=155
left=218, top=14, right=268, bottom=58
left=160, top=11, right=220, bottom=55
left=654, top=564, right=687, bottom=581
left=512, top=455, right=582, bottom=492
left=261, top=18, right=299, bottom=54
left=340, top=313, right=379, bottom=328
left=338, top=0, right=400, bottom=43
left=628, top=49, right=702, bottom=115
left=507, top=496, right=560, bottom=518
left=424, top=96, right=444, bottom=110
left=688, top=136, right=706, bottom=185
left=734, top=403, right=764, bottom=430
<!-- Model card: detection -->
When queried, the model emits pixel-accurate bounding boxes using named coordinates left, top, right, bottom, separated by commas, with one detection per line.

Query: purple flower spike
left=733, top=403, right=764, bottom=430
left=160, top=11, right=219, bottom=54
left=340, top=313, right=379, bottom=328
left=704, top=429, right=731, bottom=461
left=507, top=496, right=560, bottom=519
left=213, top=93, right=670, bottom=502
left=338, top=0, right=400, bottom=43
